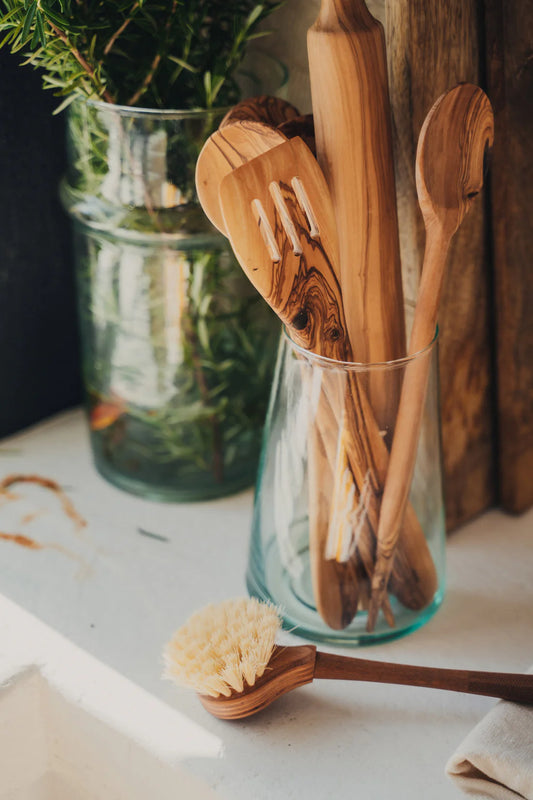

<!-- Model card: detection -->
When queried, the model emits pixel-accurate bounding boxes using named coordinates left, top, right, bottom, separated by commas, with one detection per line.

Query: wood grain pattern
left=277, top=113, right=316, bottom=156
left=219, top=95, right=300, bottom=128
left=219, top=138, right=347, bottom=358
left=368, top=85, right=494, bottom=629
left=195, top=121, right=287, bottom=233
left=308, top=0, right=406, bottom=434
left=220, top=137, right=361, bottom=628
left=199, top=642, right=533, bottom=720
left=199, top=645, right=317, bottom=720
left=313, top=650, right=533, bottom=704
left=485, top=0, right=533, bottom=513
left=385, top=0, right=497, bottom=530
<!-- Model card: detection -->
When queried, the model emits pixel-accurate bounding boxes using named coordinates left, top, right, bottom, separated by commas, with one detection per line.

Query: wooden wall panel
left=485, top=0, right=533, bottom=513
left=262, top=0, right=533, bottom=522
left=385, top=0, right=497, bottom=529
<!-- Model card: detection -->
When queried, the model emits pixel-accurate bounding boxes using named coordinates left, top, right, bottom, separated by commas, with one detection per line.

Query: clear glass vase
left=247, top=323, right=446, bottom=645
left=61, top=98, right=279, bottom=501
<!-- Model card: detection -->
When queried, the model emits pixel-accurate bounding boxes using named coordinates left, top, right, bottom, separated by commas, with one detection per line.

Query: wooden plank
left=484, top=0, right=533, bottom=513
left=385, top=0, right=497, bottom=529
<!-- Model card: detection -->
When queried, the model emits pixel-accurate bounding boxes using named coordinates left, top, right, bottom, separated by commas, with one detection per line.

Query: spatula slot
left=291, top=177, right=320, bottom=239
left=251, top=198, right=282, bottom=262
left=269, top=181, right=303, bottom=256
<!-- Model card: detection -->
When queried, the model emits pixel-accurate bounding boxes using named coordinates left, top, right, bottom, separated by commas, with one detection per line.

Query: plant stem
left=103, top=4, right=138, bottom=56
left=127, top=51, right=161, bottom=106
left=46, top=18, right=115, bottom=102
left=126, top=0, right=177, bottom=106
left=183, top=317, right=225, bottom=484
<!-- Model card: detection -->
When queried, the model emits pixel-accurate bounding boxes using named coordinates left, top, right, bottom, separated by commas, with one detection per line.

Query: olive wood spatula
left=196, top=116, right=316, bottom=235
left=220, top=135, right=361, bottom=628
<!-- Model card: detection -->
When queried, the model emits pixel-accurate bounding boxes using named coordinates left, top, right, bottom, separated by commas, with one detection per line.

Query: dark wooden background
left=0, top=49, right=81, bottom=440
left=484, top=0, right=533, bottom=515
left=385, top=0, right=533, bottom=526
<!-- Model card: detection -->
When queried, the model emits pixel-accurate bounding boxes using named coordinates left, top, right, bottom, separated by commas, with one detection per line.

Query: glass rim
left=283, top=326, right=439, bottom=372
left=82, top=96, right=233, bottom=119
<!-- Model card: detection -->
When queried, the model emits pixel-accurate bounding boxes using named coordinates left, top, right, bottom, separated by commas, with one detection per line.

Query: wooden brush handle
left=308, top=0, right=406, bottom=432
left=314, top=651, right=533, bottom=705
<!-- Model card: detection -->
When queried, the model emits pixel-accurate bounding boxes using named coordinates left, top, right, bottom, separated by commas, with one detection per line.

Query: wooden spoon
left=200, top=644, right=533, bottom=720
left=277, top=113, right=316, bottom=156
left=195, top=120, right=287, bottom=233
left=367, top=84, right=495, bottom=630
left=219, top=95, right=300, bottom=128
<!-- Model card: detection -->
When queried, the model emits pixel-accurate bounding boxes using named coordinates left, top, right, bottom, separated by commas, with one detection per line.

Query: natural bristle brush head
left=162, top=597, right=281, bottom=698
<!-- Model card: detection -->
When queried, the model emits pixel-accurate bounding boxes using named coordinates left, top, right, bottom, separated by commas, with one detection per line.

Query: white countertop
left=0, top=409, right=532, bottom=799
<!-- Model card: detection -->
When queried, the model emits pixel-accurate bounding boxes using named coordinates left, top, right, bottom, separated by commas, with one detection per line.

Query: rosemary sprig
left=0, top=0, right=283, bottom=110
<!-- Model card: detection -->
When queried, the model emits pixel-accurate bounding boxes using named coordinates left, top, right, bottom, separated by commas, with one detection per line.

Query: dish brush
left=163, top=597, right=533, bottom=721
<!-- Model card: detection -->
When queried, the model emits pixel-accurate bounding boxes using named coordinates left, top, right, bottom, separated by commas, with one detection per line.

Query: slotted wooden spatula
left=220, top=135, right=360, bottom=628
left=220, top=137, right=346, bottom=356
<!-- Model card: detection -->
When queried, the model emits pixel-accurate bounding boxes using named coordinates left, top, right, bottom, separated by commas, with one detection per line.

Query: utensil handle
left=316, top=0, right=375, bottom=29
left=367, top=229, right=449, bottom=630
left=308, top=0, right=407, bottom=427
left=314, top=652, right=533, bottom=704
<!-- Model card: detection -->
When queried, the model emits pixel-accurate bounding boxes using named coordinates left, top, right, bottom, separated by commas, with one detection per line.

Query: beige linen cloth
left=446, top=670, right=533, bottom=799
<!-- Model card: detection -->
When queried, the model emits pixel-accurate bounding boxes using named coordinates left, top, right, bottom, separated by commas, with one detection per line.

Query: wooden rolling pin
left=308, top=0, right=406, bottom=433
left=307, top=0, right=439, bottom=622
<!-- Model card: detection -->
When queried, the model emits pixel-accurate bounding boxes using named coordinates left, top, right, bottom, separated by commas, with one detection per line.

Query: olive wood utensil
left=219, top=137, right=346, bottom=358
left=219, top=95, right=300, bottom=129
left=219, top=135, right=360, bottom=628
left=196, top=122, right=379, bottom=623
left=201, top=644, right=533, bottom=720
left=277, top=113, right=316, bottom=157
left=307, top=0, right=406, bottom=433
left=218, top=137, right=437, bottom=627
left=368, top=84, right=495, bottom=630
left=195, top=120, right=287, bottom=234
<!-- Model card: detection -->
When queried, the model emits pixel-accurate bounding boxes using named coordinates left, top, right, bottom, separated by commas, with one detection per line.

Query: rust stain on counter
left=0, top=473, right=87, bottom=532
left=0, top=532, right=43, bottom=549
